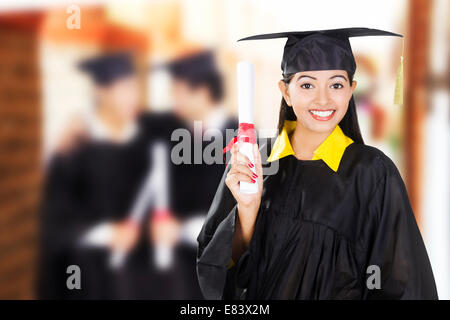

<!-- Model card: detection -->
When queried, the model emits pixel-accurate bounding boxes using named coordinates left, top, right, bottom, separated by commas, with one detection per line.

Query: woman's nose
left=314, top=85, right=330, bottom=106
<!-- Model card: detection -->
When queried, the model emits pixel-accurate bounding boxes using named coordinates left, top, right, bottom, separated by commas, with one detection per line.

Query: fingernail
left=252, top=173, right=258, bottom=179
left=248, top=163, right=254, bottom=168
left=251, top=178, right=256, bottom=183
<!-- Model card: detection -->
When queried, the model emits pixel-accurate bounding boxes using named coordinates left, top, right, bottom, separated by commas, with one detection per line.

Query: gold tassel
left=394, top=37, right=404, bottom=105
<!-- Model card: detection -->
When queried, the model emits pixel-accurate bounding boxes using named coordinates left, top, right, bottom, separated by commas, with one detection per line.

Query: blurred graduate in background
left=141, top=50, right=239, bottom=299
left=37, top=52, right=163, bottom=299
left=147, top=50, right=238, bottom=219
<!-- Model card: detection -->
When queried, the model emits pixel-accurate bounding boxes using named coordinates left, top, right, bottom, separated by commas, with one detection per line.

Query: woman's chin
left=304, top=121, right=338, bottom=134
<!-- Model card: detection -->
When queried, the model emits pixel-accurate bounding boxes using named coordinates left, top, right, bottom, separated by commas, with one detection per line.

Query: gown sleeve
left=196, top=161, right=241, bottom=300
left=41, top=151, right=96, bottom=249
left=38, top=151, right=98, bottom=298
left=362, top=155, right=438, bottom=299
left=196, top=139, right=271, bottom=300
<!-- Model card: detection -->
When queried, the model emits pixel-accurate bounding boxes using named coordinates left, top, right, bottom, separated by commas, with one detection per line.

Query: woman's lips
left=309, top=109, right=336, bottom=121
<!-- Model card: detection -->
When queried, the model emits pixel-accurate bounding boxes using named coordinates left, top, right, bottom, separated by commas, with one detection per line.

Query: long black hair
left=277, top=71, right=364, bottom=144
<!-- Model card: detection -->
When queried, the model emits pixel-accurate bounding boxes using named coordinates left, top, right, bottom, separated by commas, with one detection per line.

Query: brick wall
left=0, top=25, right=41, bottom=299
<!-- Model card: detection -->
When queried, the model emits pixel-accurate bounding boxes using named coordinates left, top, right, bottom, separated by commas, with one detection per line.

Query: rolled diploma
left=150, top=143, right=173, bottom=270
left=237, top=61, right=258, bottom=194
left=110, top=142, right=167, bottom=269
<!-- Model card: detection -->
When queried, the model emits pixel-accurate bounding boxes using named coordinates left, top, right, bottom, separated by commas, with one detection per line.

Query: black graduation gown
left=38, top=124, right=152, bottom=299
left=196, top=141, right=438, bottom=300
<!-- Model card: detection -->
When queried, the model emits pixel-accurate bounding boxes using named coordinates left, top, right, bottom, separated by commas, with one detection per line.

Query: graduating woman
left=196, top=28, right=438, bottom=300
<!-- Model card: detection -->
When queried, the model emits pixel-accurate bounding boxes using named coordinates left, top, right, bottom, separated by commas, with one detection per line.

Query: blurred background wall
left=0, top=0, right=448, bottom=299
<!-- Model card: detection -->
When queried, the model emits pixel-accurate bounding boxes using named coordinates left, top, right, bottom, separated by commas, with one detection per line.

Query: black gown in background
left=196, top=142, right=438, bottom=299
left=38, top=129, right=151, bottom=299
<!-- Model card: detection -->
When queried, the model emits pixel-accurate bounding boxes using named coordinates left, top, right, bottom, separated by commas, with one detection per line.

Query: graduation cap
left=238, top=27, right=404, bottom=104
left=78, top=52, right=136, bottom=86
left=153, top=50, right=220, bottom=81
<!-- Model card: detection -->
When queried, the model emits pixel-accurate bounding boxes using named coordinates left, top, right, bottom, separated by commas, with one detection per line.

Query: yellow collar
left=267, top=120, right=354, bottom=172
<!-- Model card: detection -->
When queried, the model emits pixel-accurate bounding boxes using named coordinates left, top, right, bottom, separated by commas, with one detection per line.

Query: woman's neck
left=97, top=106, right=130, bottom=142
left=290, top=122, right=334, bottom=160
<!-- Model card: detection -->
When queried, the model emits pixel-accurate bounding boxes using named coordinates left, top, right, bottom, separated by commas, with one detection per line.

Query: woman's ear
left=350, top=80, right=357, bottom=95
left=278, top=80, right=292, bottom=106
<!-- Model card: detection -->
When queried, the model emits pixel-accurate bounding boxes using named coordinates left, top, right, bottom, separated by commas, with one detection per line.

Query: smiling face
left=278, top=70, right=357, bottom=134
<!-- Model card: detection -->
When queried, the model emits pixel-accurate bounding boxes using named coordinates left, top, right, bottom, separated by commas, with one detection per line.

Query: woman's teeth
left=309, top=110, right=335, bottom=117
left=309, top=109, right=336, bottom=121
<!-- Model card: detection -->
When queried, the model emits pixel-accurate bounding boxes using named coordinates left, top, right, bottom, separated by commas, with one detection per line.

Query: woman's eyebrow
left=330, top=75, right=348, bottom=81
left=297, top=75, right=317, bottom=81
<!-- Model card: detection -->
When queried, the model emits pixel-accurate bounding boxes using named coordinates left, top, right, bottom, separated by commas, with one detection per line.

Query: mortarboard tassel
left=394, top=37, right=404, bottom=105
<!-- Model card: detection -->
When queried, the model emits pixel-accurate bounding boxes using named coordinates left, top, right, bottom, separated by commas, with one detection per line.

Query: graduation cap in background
left=238, top=27, right=404, bottom=104
left=78, top=52, right=136, bottom=86
left=152, top=50, right=221, bottom=82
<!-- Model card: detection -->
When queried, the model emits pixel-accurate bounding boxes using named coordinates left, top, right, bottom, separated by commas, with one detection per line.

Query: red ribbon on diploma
left=152, top=208, right=173, bottom=221
left=222, top=123, right=256, bottom=165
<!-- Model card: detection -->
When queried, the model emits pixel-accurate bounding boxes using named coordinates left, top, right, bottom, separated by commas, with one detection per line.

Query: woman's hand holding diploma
left=110, top=220, right=140, bottom=252
left=226, top=141, right=263, bottom=259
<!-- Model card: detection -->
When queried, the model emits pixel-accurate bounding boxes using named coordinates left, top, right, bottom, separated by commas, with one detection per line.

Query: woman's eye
left=331, top=83, right=344, bottom=89
left=300, top=83, right=313, bottom=89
